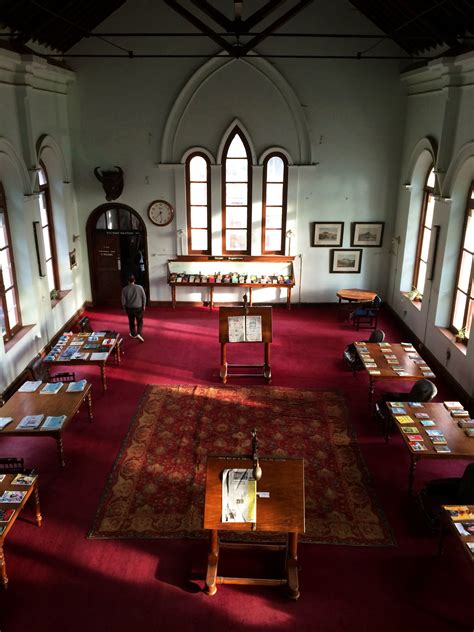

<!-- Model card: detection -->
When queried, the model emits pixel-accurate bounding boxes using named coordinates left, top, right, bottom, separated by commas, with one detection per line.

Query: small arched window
left=262, top=153, right=288, bottom=254
left=38, top=164, right=60, bottom=293
left=186, top=153, right=211, bottom=254
left=412, top=167, right=436, bottom=298
left=222, top=129, right=251, bottom=254
left=450, top=182, right=474, bottom=342
left=0, top=183, right=21, bottom=341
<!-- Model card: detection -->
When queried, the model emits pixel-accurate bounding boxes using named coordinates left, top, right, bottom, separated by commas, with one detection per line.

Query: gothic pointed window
left=0, top=183, right=21, bottom=341
left=222, top=129, right=251, bottom=255
left=262, top=153, right=288, bottom=254
left=186, top=153, right=211, bottom=254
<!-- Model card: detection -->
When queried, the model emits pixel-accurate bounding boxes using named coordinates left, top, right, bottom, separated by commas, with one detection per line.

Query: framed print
left=312, top=222, right=344, bottom=247
left=330, top=249, right=362, bottom=273
left=69, top=249, right=77, bottom=269
left=351, top=222, right=384, bottom=247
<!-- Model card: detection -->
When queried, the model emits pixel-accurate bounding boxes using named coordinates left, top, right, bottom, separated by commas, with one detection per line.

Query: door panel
left=93, top=233, right=122, bottom=304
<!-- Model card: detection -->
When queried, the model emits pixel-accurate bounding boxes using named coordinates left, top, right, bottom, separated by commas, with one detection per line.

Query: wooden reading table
left=386, top=402, right=474, bottom=494
left=336, top=288, right=377, bottom=321
left=0, top=382, right=93, bottom=467
left=219, top=306, right=272, bottom=384
left=440, top=505, right=474, bottom=565
left=204, top=456, right=305, bottom=599
left=43, top=331, right=121, bottom=392
left=0, top=473, right=42, bottom=588
left=354, top=342, right=435, bottom=405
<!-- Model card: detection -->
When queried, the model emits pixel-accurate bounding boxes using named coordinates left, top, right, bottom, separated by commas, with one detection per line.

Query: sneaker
left=136, top=334, right=144, bottom=342
left=129, top=333, right=136, bottom=338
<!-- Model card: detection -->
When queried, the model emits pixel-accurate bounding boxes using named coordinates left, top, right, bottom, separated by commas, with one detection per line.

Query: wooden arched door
left=87, top=204, right=148, bottom=306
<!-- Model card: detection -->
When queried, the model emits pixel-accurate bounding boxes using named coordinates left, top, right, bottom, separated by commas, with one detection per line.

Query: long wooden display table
left=167, top=256, right=295, bottom=310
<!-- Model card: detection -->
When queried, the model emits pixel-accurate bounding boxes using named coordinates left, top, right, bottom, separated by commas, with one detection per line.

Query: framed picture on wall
left=351, top=222, right=384, bottom=247
left=69, top=249, right=77, bottom=269
left=330, top=249, right=362, bottom=273
left=312, top=222, right=344, bottom=247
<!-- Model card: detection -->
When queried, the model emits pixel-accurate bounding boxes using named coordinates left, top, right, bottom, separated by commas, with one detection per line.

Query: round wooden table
left=336, top=288, right=377, bottom=303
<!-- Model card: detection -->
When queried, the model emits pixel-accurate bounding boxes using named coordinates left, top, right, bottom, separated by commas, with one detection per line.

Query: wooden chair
left=28, top=353, right=75, bottom=384
left=0, top=458, right=25, bottom=474
left=350, top=295, right=381, bottom=330
left=343, top=329, right=385, bottom=376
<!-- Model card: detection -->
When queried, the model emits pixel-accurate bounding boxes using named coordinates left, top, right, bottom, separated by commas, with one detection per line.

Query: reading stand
left=219, top=306, right=272, bottom=384
left=204, top=456, right=305, bottom=599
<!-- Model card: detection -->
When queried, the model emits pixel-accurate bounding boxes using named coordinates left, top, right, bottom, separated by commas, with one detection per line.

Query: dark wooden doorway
left=87, top=204, right=149, bottom=306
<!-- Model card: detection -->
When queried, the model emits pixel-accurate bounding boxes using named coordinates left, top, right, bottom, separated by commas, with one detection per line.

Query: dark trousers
left=126, top=307, right=143, bottom=336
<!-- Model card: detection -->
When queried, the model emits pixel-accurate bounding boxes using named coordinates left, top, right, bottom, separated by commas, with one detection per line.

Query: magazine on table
left=90, top=352, right=108, bottom=361
left=0, top=417, right=14, bottom=430
left=66, top=380, right=87, bottom=393
left=18, top=380, right=42, bottom=393
left=11, top=473, right=36, bottom=486
left=0, top=490, right=26, bottom=503
left=0, top=508, right=15, bottom=522
left=18, top=415, right=44, bottom=429
left=40, top=382, right=63, bottom=395
left=454, top=522, right=474, bottom=536
left=42, top=415, right=67, bottom=430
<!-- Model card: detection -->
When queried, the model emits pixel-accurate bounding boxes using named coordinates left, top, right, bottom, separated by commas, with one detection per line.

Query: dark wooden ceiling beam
left=188, top=0, right=233, bottom=31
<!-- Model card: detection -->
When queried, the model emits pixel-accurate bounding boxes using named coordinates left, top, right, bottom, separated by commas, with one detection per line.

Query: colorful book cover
left=414, top=412, right=429, bottom=419
left=0, top=508, right=15, bottom=522
left=444, top=506, right=474, bottom=520
left=421, top=371, right=435, bottom=377
left=464, top=428, right=474, bottom=437
left=0, top=491, right=26, bottom=503
left=42, top=415, right=67, bottom=430
left=11, top=474, right=36, bottom=486
left=434, top=445, right=451, bottom=453
left=71, top=351, right=90, bottom=361
left=90, top=352, right=108, bottom=361
left=401, top=426, right=419, bottom=433
left=0, top=417, right=13, bottom=430
left=409, top=441, right=427, bottom=451
left=431, top=436, right=447, bottom=445
left=395, top=416, right=414, bottom=425
left=368, top=370, right=381, bottom=375
left=40, top=382, right=63, bottom=395
left=454, top=522, right=474, bottom=536
left=406, top=434, right=423, bottom=441
left=420, top=420, right=436, bottom=427
left=390, top=407, right=406, bottom=415
left=18, top=414, right=44, bottom=429
left=444, top=401, right=463, bottom=410
left=388, top=402, right=405, bottom=408
left=66, top=380, right=87, bottom=393
left=18, top=380, right=42, bottom=393
left=466, top=543, right=474, bottom=555
left=409, top=402, right=424, bottom=407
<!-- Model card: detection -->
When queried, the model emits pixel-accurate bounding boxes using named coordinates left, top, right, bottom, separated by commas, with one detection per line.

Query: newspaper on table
left=228, top=315, right=262, bottom=343
left=221, top=468, right=256, bottom=523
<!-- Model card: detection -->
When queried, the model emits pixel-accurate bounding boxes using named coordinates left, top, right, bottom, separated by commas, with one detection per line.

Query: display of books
left=18, top=380, right=42, bottom=393
left=0, top=417, right=14, bottom=430
left=11, top=473, right=36, bottom=486
left=66, top=380, right=87, bottom=393
left=0, top=490, right=26, bottom=503
left=18, top=414, right=44, bottom=429
left=42, top=415, right=67, bottom=430
left=40, top=382, right=63, bottom=395
left=0, top=508, right=15, bottom=522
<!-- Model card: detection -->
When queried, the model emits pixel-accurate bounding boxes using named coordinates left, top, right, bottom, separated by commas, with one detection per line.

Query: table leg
left=115, top=339, right=122, bottom=365
left=286, top=532, right=300, bottom=600
left=220, top=344, right=228, bottom=384
left=0, top=544, right=7, bottom=589
left=368, top=378, right=375, bottom=406
left=210, top=286, right=214, bottom=311
left=34, top=483, right=43, bottom=527
left=249, top=287, right=253, bottom=306
left=100, top=365, right=107, bottom=391
left=287, top=287, right=292, bottom=310
left=205, top=529, right=219, bottom=596
left=87, top=392, right=94, bottom=422
left=57, top=434, right=66, bottom=468
left=408, top=457, right=418, bottom=495
left=263, top=343, right=271, bottom=382
left=171, top=285, right=176, bottom=310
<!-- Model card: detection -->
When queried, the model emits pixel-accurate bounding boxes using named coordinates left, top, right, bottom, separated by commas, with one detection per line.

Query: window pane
left=425, top=196, right=434, bottom=228
left=43, top=227, right=52, bottom=260
left=0, top=212, right=6, bottom=249
left=190, top=182, right=207, bottom=205
left=0, top=247, right=13, bottom=288
left=0, top=303, right=5, bottom=336
left=416, top=260, right=427, bottom=294
left=466, top=299, right=473, bottom=338
left=458, top=251, right=472, bottom=293
left=39, top=195, right=48, bottom=227
left=6, top=293, right=18, bottom=329
left=96, top=213, right=106, bottom=230
left=119, top=209, right=132, bottom=230
left=226, top=159, right=248, bottom=182
left=38, top=167, right=47, bottom=186
left=265, top=230, right=282, bottom=251
left=453, top=291, right=466, bottom=331
left=226, top=183, right=247, bottom=205
left=226, top=207, right=247, bottom=228
left=227, top=135, right=246, bottom=158
left=420, top=228, right=431, bottom=261
left=464, top=214, right=474, bottom=251
left=426, top=169, right=436, bottom=188
left=265, top=207, right=282, bottom=229
left=267, top=156, right=284, bottom=182
left=46, top=260, right=55, bottom=292
left=190, top=156, right=207, bottom=181
left=266, top=183, right=283, bottom=206
left=190, top=206, right=208, bottom=229
left=106, top=209, right=119, bottom=230
left=191, top=229, right=208, bottom=251
left=226, top=229, right=247, bottom=251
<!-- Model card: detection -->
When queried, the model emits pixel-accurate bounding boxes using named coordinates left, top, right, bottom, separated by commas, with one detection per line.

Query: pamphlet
left=228, top=315, right=263, bottom=343
left=0, top=508, right=15, bottom=522
left=0, top=417, right=14, bottom=430
left=221, top=468, right=257, bottom=523
left=18, top=381, right=42, bottom=393
left=11, top=473, right=36, bottom=486
left=40, top=382, right=64, bottom=395
left=90, top=352, right=109, bottom=361
left=42, top=415, right=67, bottom=430
left=0, top=491, right=26, bottom=503
left=18, top=414, right=44, bottom=429
left=66, top=380, right=87, bottom=393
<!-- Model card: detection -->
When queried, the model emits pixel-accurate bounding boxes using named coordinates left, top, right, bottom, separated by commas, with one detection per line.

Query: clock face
left=148, top=200, right=174, bottom=226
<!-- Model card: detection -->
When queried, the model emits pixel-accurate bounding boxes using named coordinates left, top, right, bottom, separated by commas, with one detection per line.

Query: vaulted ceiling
left=0, top=0, right=473, bottom=59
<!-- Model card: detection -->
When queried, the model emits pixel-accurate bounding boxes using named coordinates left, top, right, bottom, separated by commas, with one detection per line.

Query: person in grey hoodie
left=121, top=274, right=147, bottom=342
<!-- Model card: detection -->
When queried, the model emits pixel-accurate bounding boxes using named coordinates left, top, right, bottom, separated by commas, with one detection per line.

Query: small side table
left=336, top=288, right=377, bottom=321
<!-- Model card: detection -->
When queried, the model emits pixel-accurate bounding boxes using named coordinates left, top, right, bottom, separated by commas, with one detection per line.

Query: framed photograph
left=351, top=222, right=384, bottom=247
left=69, top=249, right=77, bottom=269
left=312, top=222, right=344, bottom=247
left=330, top=249, right=362, bottom=273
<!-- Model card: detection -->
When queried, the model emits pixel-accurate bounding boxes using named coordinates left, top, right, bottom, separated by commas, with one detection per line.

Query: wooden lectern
left=219, top=305, right=272, bottom=384
left=203, top=456, right=305, bottom=599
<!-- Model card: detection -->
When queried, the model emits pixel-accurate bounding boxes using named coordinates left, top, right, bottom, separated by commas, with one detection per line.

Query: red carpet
left=0, top=305, right=473, bottom=632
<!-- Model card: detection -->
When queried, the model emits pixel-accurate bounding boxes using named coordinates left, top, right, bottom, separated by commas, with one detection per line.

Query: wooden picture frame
left=330, top=249, right=362, bottom=273
left=69, top=249, right=77, bottom=269
left=351, top=222, right=384, bottom=247
left=312, top=222, right=344, bottom=247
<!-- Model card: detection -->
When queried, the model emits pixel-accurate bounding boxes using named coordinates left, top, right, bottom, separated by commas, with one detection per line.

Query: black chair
left=28, top=353, right=75, bottom=384
left=418, top=463, right=474, bottom=531
left=374, top=379, right=438, bottom=440
left=350, top=295, right=382, bottom=330
left=343, top=329, right=385, bottom=375
left=77, top=316, right=92, bottom=333
left=0, top=458, right=25, bottom=474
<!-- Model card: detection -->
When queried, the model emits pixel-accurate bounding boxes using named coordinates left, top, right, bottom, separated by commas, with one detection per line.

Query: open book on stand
left=221, top=468, right=256, bottom=523
left=228, top=315, right=262, bottom=342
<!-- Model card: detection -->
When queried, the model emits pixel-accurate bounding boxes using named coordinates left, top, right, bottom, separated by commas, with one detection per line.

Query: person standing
left=121, top=274, right=146, bottom=342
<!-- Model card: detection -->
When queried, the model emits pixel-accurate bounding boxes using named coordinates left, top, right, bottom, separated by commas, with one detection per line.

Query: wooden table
left=219, top=306, right=272, bottom=384
left=336, top=289, right=377, bottom=321
left=43, top=332, right=121, bottom=391
left=440, top=505, right=474, bottom=564
left=0, top=382, right=93, bottom=467
left=354, top=342, right=435, bottom=404
left=0, top=473, right=42, bottom=588
left=386, top=402, right=474, bottom=493
left=204, top=456, right=305, bottom=599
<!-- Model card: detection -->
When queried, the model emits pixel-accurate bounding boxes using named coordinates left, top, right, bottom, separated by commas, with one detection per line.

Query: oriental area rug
left=89, top=385, right=394, bottom=546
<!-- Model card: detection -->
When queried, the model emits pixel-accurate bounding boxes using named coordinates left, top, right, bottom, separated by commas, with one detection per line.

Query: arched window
left=186, top=153, right=211, bottom=254
left=450, top=182, right=474, bottom=342
left=412, top=167, right=435, bottom=298
left=222, top=129, right=251, bottom=255
left=0, top=183, right=21, bottom=341
left=262, top=153, right=288, bottom=254
left=38, top=164, right=60, bottom=293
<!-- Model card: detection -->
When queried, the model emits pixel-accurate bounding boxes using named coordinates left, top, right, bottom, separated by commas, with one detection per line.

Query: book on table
left=66, top=380, right=87, bottom=393
left=466, top=543, right=474, bottom=555
left=0, top=508, right=15, bottom=522
left=0, top=491, right=26, bottom=503
left=11, top=473, right=36, bottom=486
left=18, top=414, right=44, bottom=429
left=0, top=417, right=14, bottom=430
left=42, top=415, right=67, bottom=430
left=454, top=522, right=474, bottom=536
left=40, top=382, right=63, bottom=395
left=444, top=506, right=474, bottom=520
left=90, top=351, right=109, bottom=361
left=444, top=401, right=463, bottom=410
left=18, top=380, right=42, bottom=393
left=434, top=444, right=451, bottom=453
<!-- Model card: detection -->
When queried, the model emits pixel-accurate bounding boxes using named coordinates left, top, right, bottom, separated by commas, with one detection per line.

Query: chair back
left=368, top=329, right=385, bottom=343
left=458, top=463, right=474, bottom=503
left=0, top=457, right=25, bottom=474
left=409, top=379, right=437, bottom=402
left=372, top=295, right=382, bottom=308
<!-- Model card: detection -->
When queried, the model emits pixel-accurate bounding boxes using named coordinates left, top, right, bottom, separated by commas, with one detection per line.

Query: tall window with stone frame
left=222, top=128, right=251, bottom=255
left=262, top=153, right=288, bottom=255
left=186, top=153, right=211, bottom=255
left=0, top=183, right=21, bottom=342
left=450, top=182, right=474, bottom=342
left=412, top=167, right=436, bottom=298
left=38, top=164, right=60, bottom=294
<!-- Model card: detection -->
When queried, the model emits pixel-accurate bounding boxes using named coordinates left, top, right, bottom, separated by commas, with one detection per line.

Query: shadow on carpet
left=88, top=384, right=394, bottom=546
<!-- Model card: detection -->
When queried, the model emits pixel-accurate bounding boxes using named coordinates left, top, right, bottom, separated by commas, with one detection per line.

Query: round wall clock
left=147, top=199, right=175, bottom=226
